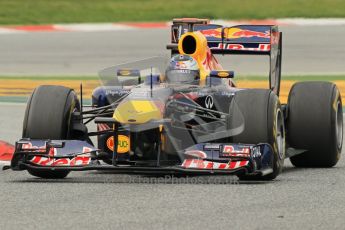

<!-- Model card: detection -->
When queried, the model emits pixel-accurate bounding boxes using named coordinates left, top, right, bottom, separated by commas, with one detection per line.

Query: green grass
left=0, top=0, right=345, bottom=25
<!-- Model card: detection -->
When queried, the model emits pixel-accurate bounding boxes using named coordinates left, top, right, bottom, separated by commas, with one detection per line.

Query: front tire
left=23, top=85, right=81, bottom=179
left=232, top=89, right=285, bottom=180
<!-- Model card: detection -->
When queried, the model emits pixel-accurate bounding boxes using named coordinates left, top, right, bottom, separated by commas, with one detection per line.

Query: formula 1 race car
left=8, top=18, right=343, bottom=180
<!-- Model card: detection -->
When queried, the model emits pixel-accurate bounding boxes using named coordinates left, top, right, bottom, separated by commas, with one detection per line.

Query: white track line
left=0, top=160, right=10, bottom=165
left=0, top=28, right=25, bottom=34
left=278, top=18, right=345, bottom=26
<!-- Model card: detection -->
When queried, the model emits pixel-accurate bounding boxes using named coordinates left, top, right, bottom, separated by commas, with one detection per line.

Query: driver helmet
left=165, top=55, right=200, bottom=84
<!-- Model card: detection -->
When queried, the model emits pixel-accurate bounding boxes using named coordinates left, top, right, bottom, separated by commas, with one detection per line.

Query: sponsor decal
left=106, top=135, right=130, bottom=153
left=173, top=69, right=191, bottom=74
left=30, top=155, right=91, bottom=167
left=105, top=89, right=130, bottom=97
left=200, top=28, right=270, bottom=40
left=130, top=91, right=150, bottom=98
left=223, top=145, right=250, bottom=153
left=181, top=159, right=248, bottom=169
left=220, top=145, right=250, bottom=158
left=251, top=146, right=262, bottom=158
left=214, top=43, right=270, bottom=52
left=217, top=71, right=229, bottom=78
left=221, top=91, right=235, bottom=97
left=119, top=70, right=131, bottom=76
left=117, top=69, right=140, bottom=77
left=19, top=141, right=95, bottom=165
left=21, top=143, right=63, bottom=156
left=205, top=95, right=214, bottom=109
left=229, top=29, right=270, bottom=39
left=200, top=28, right=222, bottom=38
left=21, top=142, right=47, bottom=153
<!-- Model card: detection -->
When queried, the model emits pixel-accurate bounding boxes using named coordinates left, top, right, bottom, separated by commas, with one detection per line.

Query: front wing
left=9, top=139, right=274, bottom=176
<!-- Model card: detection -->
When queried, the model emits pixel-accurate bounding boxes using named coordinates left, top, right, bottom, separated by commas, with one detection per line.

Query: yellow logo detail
left=106, top=135, right=130, bottom=153
left=119, top=70, right=131, bottom=76
left=217, top=71, right=229, bottom=78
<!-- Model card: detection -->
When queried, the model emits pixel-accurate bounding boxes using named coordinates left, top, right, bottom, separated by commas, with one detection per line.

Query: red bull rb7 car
left=8, top=18, right=343, bottom=180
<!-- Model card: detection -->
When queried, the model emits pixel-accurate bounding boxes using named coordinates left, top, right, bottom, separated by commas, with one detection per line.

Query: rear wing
left=168, top=18, right=282, bottom=95
left=197, top=24, right=277, bottom=55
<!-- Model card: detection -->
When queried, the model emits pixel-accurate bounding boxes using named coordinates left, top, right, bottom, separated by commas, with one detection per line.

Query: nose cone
left=113, top=100, right=163, bottom=124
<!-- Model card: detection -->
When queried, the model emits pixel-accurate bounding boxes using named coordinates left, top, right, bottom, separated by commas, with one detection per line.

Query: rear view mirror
left=117, top=69, right=142, bottom=84
left=117, top=69, right=140, bottom=77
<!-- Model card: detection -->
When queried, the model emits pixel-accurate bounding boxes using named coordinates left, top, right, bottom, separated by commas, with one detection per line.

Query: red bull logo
left=200, top=28, right=222, bottom=38
left=30, top=155, right=91, bottom=166
left=230, top=29, right=270, bottom=39
left=200, top=28, right=270, bottom=39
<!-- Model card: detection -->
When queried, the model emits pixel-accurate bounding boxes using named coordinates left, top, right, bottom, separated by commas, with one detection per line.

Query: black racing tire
left=23, top=85, right=80, bottom=179
left=232, top=89, right=285, bottom=180
left=287, top=82, right=343, bottom=167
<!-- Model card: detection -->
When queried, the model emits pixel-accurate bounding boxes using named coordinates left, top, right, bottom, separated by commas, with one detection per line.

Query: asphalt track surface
left=0, top=103, right=345, bottom=230
left=0, top=26, right=345, bottom=75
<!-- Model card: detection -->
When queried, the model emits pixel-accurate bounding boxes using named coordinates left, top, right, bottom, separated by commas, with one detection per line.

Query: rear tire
left=287, top=82, right=343, bottom=167
left=23, top=85, right=81, bottom=179
left=232, top=89, right=285, bottom=180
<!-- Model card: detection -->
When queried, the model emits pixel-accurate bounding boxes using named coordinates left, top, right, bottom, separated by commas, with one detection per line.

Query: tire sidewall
left=267, top=93, right=285, bottom=179
left=233, top=89, right=285, bottom=180
left=330, top=87, right=343, bottom=163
